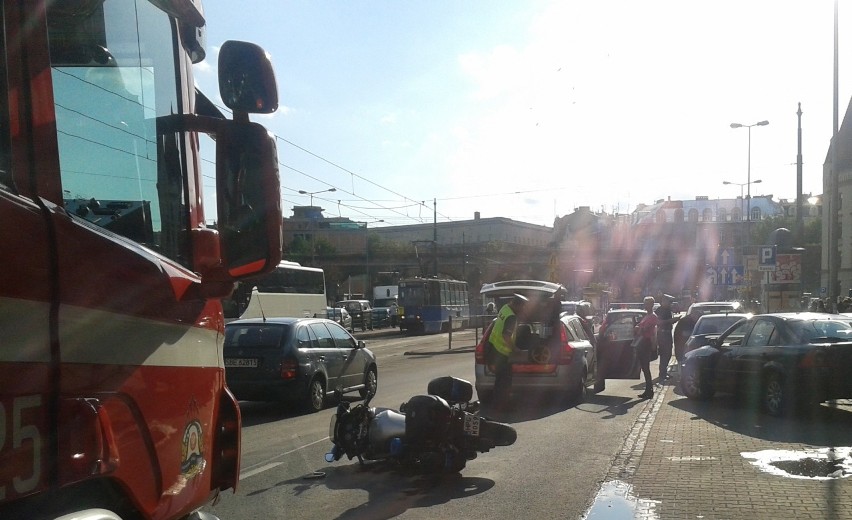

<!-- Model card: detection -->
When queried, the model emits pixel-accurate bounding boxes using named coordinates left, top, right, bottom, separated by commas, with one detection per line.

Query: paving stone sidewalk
left=621, top=370, right=852, bottom=520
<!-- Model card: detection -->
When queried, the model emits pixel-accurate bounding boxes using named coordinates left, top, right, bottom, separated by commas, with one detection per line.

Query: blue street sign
left=705, top=266, right=745, bottom=286
left=718, top=248, right=735, bottom=266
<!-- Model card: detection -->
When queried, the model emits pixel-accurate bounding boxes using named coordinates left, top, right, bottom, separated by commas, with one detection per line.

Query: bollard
left=448, top=315, right=453, bottom=350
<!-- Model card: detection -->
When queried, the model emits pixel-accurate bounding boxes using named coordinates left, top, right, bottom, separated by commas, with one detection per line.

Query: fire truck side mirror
left=215, top=121, right=283, bottom=279
left=218, top=40, right=278, bottom=117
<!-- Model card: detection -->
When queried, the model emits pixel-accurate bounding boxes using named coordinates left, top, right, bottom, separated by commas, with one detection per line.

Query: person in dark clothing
left=634, top=296, right=659, bottom=399
left=673, top=307, right=700, bottom=364
left=654, top=294, right=681, bottom=381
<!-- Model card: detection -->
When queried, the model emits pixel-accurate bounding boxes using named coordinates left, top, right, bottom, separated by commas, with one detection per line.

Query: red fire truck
left=0, top=1, right=282, bottom=518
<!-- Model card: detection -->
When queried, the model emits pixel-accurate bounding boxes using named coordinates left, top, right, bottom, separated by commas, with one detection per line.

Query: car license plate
left=463, top=414, right=480, bottom=436
left=225, top=358, right=258, bottom=368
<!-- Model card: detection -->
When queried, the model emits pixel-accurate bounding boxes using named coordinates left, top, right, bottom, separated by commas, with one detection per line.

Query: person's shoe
left=638, top=391, right=653, bottom=399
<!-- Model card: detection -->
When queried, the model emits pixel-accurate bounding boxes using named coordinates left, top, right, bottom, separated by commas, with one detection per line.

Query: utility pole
left=796, top=103, right=803, bottom=245
left=828, top=0, right=840, bottom=311
left=433, top=198, right=438, bottom=276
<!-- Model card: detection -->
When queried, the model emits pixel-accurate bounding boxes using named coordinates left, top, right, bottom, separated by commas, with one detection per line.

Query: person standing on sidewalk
left=634, top=296, right=659, bottom=399
left=488, top=293, right=528, bottom=407
left=654, top=294, right=681, bottom=381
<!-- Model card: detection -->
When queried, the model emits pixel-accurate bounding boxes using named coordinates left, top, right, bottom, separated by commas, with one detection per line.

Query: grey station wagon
left=224, top=317, right=378, bottom=412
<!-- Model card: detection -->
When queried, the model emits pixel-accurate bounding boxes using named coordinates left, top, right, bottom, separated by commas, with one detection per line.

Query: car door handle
left=318, top=355, right=325, bottom=361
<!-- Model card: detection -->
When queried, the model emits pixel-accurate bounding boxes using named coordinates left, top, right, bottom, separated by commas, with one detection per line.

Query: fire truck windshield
left=48, top=0, right=190, bottom=265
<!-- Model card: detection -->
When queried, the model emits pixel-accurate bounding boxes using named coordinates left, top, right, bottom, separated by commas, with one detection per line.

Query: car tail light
left=280, top=359, right=298, bottom=379
left=558, top=326, right=574, bottom=364
left=474, top=326, right=493, bottom=364
left=799, top=349, right=828, bottom=369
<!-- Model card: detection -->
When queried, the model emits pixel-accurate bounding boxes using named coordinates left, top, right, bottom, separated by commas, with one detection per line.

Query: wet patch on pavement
left=742, top=447, right=852, bottom=480
left=581, top=480, right=661, bottom=519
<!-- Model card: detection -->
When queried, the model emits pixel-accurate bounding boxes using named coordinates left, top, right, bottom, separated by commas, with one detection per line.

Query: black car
left=674, top=301, right=742, bottom=361
left=371, top=306, right=394, bottom=328
left=334, top=299, right=374, bottom=331
left=680, top=312, right=852, bottom=416
left=683, top=312, right=751, bottom=355
left=224, top=317, right=378, bottom=412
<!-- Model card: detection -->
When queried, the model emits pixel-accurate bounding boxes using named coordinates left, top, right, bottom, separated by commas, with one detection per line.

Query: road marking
left=239, top=437, right=330, bottom=481
left=666, top=456, right=719, bottom=462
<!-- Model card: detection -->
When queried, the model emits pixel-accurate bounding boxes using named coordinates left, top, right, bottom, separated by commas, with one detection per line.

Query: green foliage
left=286, top=236, right=310, bottom=263
left=286, top=235, right=337, bottom=263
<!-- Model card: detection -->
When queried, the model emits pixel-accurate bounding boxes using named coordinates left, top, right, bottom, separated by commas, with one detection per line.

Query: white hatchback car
left=474, top=280, right=600, bottom=404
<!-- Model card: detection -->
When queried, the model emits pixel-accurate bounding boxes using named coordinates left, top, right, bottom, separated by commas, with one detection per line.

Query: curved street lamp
left=298, top=187, right=336, bottom=207
left=722, top=179, right=762, bottom=221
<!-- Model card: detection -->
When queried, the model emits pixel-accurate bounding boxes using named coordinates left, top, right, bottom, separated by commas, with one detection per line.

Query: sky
left=193, top=0, right=852, bottom=229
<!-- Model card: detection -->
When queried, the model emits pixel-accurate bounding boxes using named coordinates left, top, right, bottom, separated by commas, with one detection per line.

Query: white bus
left=224, top=261, right=327, bottom=320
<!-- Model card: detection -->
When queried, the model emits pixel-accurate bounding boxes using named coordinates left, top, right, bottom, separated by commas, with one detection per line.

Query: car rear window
left=605, top=314, right=639, bottom=340
left=694, top=316, right=743, bottom=335
left=225, top=324, right=289, bottom=349
left=791, top=319, right=852, bottom=342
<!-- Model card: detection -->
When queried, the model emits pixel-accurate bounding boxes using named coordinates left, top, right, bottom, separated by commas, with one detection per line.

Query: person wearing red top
left=634, top=296, right=660, bottom=399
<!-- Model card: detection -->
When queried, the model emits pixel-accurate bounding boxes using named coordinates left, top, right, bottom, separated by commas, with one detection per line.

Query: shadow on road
left=477, top=393, right=574, bottom=423
left=245, top=461, right=494, bottom=520
left=575, top=394, right=645, bottom=420
left=667, top=391, right=852, bottom=446
left=237, top=400, right=330, bottom=427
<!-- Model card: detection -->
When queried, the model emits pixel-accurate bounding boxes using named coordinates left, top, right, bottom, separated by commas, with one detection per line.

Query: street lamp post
left=298, top=187, right=336, bottom=265
left=730, top=120, right=769, bottom=229
left=791, top=247, right=806, bottom=309
left=722, top=178, right=762, bottom=307
left=359, top=219, right=383, bottom=300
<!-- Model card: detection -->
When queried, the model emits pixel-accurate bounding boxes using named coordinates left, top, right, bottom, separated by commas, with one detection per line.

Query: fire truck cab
left=0, top=1, right=282, bottom=518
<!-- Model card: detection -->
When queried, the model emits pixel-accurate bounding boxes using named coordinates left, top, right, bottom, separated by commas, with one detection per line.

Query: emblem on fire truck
left=180, top=419, right=205, bottom=478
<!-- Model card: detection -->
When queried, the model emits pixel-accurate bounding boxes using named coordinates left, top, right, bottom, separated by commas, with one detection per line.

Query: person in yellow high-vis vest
left=488, top=294, right=528, bottom=407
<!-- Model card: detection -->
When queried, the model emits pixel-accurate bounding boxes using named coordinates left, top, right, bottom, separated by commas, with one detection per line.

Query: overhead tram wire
left=204, top=100, right=431, bottom=216
left=200, top=101, right=463, bottom=224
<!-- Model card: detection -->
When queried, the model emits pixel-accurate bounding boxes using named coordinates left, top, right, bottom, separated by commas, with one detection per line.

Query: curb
left=404, top=346, right=476, bottom=356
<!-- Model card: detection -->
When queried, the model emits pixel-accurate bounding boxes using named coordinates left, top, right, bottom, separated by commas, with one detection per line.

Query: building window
left=688, top=209, right=699, bottom=222
left=751, top=207, right=761, bottom=221
left=717, top=208, right=727, bottom=222
left=731, top=208, right=741, bottom=221
left=656, top=210, right=666, bottom=223
left=702, top=208, right=712, bottom=221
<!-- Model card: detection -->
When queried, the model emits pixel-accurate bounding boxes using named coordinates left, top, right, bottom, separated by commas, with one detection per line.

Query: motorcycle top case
left=404, top=394, right=452, bottom=445
left=427, top=376, right=473, bottom=404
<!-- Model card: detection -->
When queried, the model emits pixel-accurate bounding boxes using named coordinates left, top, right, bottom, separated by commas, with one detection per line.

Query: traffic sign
left=705, top=265, right=745, bottom=286
left=758, top=245, right=777, bottom=271
left=718, top=248, right=735, bottom=266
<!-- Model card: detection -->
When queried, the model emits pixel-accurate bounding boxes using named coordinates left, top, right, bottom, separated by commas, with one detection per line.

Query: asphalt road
left=204, top=330, right=653, bottom=520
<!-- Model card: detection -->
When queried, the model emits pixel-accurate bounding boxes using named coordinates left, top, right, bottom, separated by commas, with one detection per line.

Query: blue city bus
left=398, top=277, right=470, bottom=334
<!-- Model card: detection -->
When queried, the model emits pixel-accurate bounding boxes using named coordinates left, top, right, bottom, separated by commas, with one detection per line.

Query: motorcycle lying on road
left=325, top=376, right=517, bottom=473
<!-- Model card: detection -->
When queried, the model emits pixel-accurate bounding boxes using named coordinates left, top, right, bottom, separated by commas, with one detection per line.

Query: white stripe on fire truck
left=0, top=297, right=222, bottom=367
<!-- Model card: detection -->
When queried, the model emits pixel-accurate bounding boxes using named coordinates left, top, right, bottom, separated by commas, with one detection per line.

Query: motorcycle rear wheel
left=479, top=418, right=517, bottom=447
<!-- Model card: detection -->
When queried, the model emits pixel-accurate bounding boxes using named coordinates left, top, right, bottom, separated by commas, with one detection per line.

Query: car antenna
left=254, top=286, right=267, bottom=322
